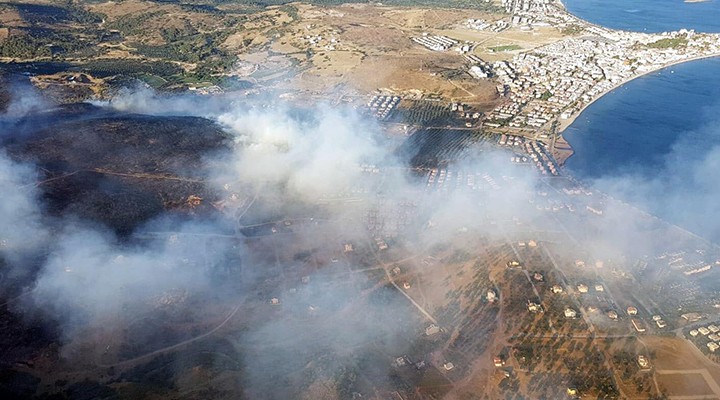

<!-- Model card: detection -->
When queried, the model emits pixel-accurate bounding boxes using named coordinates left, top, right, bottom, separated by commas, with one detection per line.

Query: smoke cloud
left=2, top=80, right=52, bottom=119
left=4, top=83, right=715, bottom=398
left=29, top=221, right=230, bottom=335
left=0, top=151, right=48, bottom=263
left=0, top=86, right=550, bottom=333
left=97, top=85, right=231, bottom=118
left=590, top=101, right=720, bottom=244
left=216, top=106, right=397, bottom=201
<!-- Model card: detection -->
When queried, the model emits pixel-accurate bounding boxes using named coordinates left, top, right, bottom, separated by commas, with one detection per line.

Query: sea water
left=561, top=1, right=720, bottom=242
left=562, top=0, right=720, bottom=33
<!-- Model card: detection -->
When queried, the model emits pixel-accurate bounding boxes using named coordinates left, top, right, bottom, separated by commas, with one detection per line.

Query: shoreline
left=556, top=52, right=720, bottom=137
left=550, top=0, right=720, bottom=164
left=555, top=55, right=720, bottom=168
left=548, top=1, right=720, bottom=246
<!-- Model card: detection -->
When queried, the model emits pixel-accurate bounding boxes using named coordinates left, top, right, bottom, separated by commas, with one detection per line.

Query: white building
left=564, top=307, right=577, bottom=319
left=425, top=324, right=440, bottom=336
left=487, top=289, right=497, bottom=302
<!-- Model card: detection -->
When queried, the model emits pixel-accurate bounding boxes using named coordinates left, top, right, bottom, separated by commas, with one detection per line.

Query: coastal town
left=360, top=0, right=720, bottom=168
left=481, top=0, right=720, bottom=144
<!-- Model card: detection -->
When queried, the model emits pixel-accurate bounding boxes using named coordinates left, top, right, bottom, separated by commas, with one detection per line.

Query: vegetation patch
left=489, top=44, right=522, bottom=52
left=647, top=37, right=688, bottom=49
left=74, top=59, right=183, bottom=78
left=561, top=24, right=584, bottom=35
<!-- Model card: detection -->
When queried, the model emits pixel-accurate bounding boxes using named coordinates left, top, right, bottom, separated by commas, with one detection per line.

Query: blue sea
left=561, top=1, right=720, bottom=242
left=562, top=0, right=720, bottom=33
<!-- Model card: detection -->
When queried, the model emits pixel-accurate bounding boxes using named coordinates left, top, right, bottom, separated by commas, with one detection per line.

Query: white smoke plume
left=29, top=221, right=224, bottom=334
left=6, top=85, right=705, bottom=399
left=0, top=151, right=48, bottom=262
left=589, top=101, right=720, bottom=245
left=216, top=105, right=395, bottom=202
left=3, top=80, right=52, bottom=119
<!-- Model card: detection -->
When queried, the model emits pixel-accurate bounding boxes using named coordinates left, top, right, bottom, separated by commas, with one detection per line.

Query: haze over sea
left=561, top=0, right=720, bottom=243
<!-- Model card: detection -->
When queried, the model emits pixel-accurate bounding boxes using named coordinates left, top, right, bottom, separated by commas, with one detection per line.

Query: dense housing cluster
left=689, top=324, right=720, bottom=353
left=484, top=25, right=720, bottom=131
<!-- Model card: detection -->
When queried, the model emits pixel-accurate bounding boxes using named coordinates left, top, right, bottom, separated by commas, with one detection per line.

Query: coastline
left=547, top=2, right=720, bottom=245
left=551, top=0, right=720, bottom=164
left=556, top=52, right=720, bottom=136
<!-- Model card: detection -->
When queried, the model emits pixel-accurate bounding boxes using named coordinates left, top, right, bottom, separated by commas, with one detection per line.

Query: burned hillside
left=3, top=105, right=232, bottom=234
